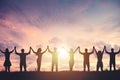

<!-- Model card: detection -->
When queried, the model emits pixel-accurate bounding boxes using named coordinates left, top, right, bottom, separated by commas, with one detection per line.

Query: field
left=0, top=71, right=120, bottom=80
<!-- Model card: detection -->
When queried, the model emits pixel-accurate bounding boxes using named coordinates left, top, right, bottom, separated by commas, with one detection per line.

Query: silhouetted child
left=15, top=47, right=31, bottom=72
left=0, top=48, right=14, bottom=72
left=47, top=46, right=58, bottom=72
left=105, top=46, right=120, bottom=71
left=30, top=47, right=47, bottom=71
left=93, top=46, right=105, bottom=71
left=68, top=47, right=79, bottom=71
left=78, top=47, right=94, bottom=71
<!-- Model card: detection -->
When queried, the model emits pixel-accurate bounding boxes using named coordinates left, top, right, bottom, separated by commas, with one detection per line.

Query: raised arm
left=15, top=47, right=20, bottom=55
left=115, top=48, right=120, bottom=54
left=93, top=46, right=97, bottom=54
left=0, top=49, right=5, bottom=54
left=78, top=47, right=84, bottom=55
left=73, top=47, right=79, bottom=54
left=47, top=46, right=53, bottom=53
left=41, top=47, right=48, bottom=54
left=9, top=48, right=15, bottom=54
left=30, top=47, right=37, bottom=54
left=104, top=46, right=110, bottom=54
left=26, top=47, right=31, bottom=55
left=101, top=46, right=105, bottom=54
left=89, top=47, right=94, bottom=54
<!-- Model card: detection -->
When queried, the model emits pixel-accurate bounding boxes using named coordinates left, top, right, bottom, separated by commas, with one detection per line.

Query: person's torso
left=84, top=53, right=90, bottom=62
left=20, top=54, right=26, bottom=63
left=110, top=52, right=115, bottom=61
left=5, top=52, right=10, bottom=60
left=69, top=52, right=74, bottom=61
left=52, top=52, right=58, bottom=60
left=97, top=53, right=103, bottom=62
left=37, top=54, right=42, bottom=61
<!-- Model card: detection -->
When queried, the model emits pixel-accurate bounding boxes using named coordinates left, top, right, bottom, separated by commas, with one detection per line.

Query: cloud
left=0, top=40, right=20, bottom=49
left=0, top=0, right=92, bottom=29
left=94, top=41, right=111, bottom=49
left=102, top=16, right=120, bottom=31
left=0, top=18, right=15, bottom=29
left=49, top=37, right=62, bottom=46
left=0, top=20, right=24, bottom=41
left=94, top=41, right=120, bottom=51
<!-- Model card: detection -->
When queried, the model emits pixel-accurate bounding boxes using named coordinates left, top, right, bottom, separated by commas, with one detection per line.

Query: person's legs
left=20, top=64, right=22, bottom=72
left=69, top=61, right=74, bottom=71
left=113, top=61, right=116, bottom=71
left=69, top=61, right=71, bottom=71
left=97, top=62, right=99, bottom=71
left=101, top=62, right=103, bottom=71
left=37, top=59, right=42, bottom=71
left=8, top=66, right=10, bottom=72
left=70, top=64, right=73, bottom=71
left=39, top=63, right=41, bottom=71
left=70, top=67, right=72, bottom=71
left=56, top=63, right=58, bottom=72
left=37, top=62, right=40, bottom=71
left=83, top=62, right=86, bottom=71
left=52, top=62, right=54, bottom=72
left=5, top=66, right=7, bottom=72
left=87, top=62, right=90, bottom=71
left=24, top=64, right=26, bottom=72
left=39, top=62, right=42, bottom=71
left=110, top=62, right=112, bottom=71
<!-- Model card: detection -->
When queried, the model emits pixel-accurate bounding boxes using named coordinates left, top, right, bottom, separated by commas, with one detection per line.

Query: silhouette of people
left=68, top=47, right=79, bottom=71
left=105, top=46, right=120, bottom=71
left=93, top=46, right=105, bottom=71
left=47, top=46, right=58, bottom=72
left=78, top=47, right=94, bottom=71
left=30, top=47, right=47, bottom=71
left=15, top=47, right=31, bottom=72
left=0, top=48, right=14, bottom=72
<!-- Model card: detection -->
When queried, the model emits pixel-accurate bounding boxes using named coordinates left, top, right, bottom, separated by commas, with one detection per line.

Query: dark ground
left=0, top=71, right=120, bottom=80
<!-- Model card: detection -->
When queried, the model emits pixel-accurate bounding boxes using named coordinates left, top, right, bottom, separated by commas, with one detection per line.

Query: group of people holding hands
left=0, top=46, right=120, bottom=72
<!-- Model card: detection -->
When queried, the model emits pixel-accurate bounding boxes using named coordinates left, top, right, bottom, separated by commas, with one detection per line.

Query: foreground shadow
left=0, top=70, right=120, bottom=80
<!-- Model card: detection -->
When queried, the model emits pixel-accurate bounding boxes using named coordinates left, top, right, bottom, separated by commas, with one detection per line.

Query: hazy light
left=58, top=47, right=69, bottom=59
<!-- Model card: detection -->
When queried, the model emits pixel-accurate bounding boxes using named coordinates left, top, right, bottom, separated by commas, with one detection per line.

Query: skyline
left=0, top=0, right=120, bottom=71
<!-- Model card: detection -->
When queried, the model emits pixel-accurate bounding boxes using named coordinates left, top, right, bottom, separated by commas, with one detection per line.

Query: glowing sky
left=0, top=0, right=120, bottom=71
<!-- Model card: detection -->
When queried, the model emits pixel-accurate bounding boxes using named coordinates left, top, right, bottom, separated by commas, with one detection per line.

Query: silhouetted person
left=105, top=46, right=120, bottom=71
left=15, top=47, right=31, bottom=72
left=68, top=47, right=79, bottom=71
left=47, top=46, right=58, bottom=72
left=93, top=46, right=105, bottom=71
left=78, top=47, right=94, bottom=71
left=30, top=47, right=47, bottom=71
left=0, top=48, right=14, bottom=72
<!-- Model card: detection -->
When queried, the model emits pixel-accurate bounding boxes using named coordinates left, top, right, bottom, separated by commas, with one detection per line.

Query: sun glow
left=58, top=47, right=69, bottom=58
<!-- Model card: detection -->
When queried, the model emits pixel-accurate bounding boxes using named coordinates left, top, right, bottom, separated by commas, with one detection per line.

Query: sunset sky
left=0, top=0, right=120, bottom=71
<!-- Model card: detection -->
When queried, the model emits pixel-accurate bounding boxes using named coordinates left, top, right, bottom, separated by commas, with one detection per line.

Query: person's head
left=85, top=48, right=88, bottom=53
left=5, top=48, right=9, bottom=52
left=111, top=48, right=114, bottom=52
left=70, top=48, right=73, bottom=52
left=98, top=50, right=102, bottom=54
left=37, top=48, right=42, bottom=52
left=21, top=49, right=24, bottom=53
left=54, top=47, right=57, bottom=51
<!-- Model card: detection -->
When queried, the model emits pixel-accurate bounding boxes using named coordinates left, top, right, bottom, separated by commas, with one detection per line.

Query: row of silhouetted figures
left=0, top=46, right=120, bottom=72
